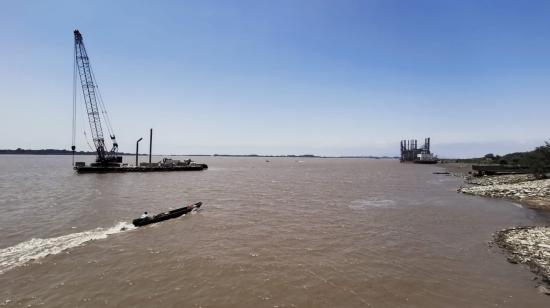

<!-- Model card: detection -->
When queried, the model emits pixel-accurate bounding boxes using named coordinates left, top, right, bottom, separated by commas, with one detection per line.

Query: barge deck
left=75, top=164, right=207, bottom=174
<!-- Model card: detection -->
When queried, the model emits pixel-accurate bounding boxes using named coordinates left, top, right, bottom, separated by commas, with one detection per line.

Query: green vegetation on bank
left=442, top=142, right=550, bottom=178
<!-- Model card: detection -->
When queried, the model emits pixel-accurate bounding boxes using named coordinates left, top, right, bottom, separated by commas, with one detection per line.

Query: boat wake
left=0, top=222, right=135, bottom=275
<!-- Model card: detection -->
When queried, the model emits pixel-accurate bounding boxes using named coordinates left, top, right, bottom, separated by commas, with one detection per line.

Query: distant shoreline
left=0, top=148, right=399, bottom=159
left=0, top=148, right=141, bottom=156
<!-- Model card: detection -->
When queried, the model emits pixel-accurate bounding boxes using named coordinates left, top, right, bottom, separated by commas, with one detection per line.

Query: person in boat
left=140, top=211, right=150, bottom=219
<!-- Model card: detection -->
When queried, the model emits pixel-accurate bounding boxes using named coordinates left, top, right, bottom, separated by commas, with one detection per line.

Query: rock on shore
left=495, top=227, right=550, bottom=284
left=454, top=172, right=550, bottom=287
left=465, top=174, right=536, bottom=186
left=459, top=178, right=550, bottom=201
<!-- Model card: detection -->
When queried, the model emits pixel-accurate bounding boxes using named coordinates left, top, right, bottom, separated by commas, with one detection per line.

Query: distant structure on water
left=400, top=137, right=437, bottom=164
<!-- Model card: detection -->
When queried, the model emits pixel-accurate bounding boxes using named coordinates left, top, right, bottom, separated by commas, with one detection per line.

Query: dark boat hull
left=132, top=202, right=202, bottom=227
left=76, top=165, right=205, bottom=174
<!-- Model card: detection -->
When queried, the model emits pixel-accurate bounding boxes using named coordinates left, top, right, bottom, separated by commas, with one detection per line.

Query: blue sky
left=0, top=0, right=549, bottom=157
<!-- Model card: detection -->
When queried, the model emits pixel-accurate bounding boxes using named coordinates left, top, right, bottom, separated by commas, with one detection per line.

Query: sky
left=0, top=0, right=549, bottom=157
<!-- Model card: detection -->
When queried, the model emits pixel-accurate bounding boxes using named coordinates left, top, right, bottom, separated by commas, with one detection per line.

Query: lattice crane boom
left=73, top=29, right=120, bottom=164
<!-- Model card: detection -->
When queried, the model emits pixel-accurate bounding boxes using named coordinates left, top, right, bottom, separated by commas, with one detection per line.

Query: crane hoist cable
left=72, top=42, right=77, bottom=166
left=89, top=65, right=115, bottom=140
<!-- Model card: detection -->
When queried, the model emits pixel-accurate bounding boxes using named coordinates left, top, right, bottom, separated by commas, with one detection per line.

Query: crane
left=72, top=29, right=121, bottom=165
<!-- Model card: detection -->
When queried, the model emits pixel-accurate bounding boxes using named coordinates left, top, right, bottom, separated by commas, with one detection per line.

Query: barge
left=75, top=164, right=207, bottom=174
left=70, top=31, right=209, bottom=174
left=472, top=164, right=530, bottom=176
left=75, top=158, right=208, bottom=174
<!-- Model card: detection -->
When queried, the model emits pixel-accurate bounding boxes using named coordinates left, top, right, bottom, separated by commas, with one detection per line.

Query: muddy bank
left=438, top=162, right=473, bottom=176
left=495, top=227, right=550, bottom=289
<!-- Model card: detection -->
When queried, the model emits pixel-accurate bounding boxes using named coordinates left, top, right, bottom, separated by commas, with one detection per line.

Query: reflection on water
left=348, top=198, right=396, bottom=209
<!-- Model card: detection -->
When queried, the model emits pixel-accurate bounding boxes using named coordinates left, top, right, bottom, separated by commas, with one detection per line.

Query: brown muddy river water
left=1, top=155, right=550, bottom=307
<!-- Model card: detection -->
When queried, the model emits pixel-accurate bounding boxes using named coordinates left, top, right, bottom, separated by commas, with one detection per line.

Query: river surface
left=1, top=155, right=549, bottom=307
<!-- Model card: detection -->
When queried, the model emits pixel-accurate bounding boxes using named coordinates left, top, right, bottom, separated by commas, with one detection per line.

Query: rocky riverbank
left=465, top=174, right=537, bottom=186
left=456, top=174, right=550, bottom=210
left=443, top=165, right=550, bottom=290
left=459, top=178, right=550, bottom=200
left=495, top=226, right=550, bottom=292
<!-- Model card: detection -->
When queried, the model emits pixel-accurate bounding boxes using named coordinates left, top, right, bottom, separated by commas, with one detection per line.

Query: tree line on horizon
left=0, top=148, right=140, bottom=156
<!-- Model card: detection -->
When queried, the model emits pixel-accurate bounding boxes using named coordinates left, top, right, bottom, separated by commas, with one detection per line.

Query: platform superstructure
left=400, top=137, right=438, bottom=164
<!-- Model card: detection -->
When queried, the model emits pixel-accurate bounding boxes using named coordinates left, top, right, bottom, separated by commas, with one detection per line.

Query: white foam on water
left=348, top=199, right=396, bottom=209
left=0, top=221, right=135, bottom=274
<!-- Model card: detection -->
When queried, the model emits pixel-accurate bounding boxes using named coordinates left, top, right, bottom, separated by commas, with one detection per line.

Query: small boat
left=132, top=202, right=202, bottom=227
